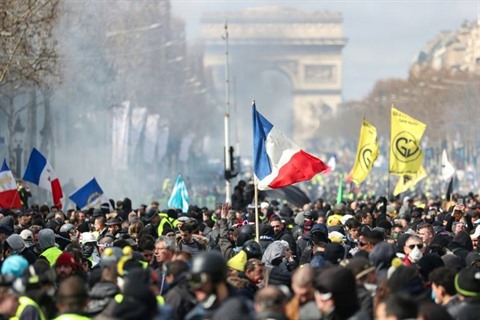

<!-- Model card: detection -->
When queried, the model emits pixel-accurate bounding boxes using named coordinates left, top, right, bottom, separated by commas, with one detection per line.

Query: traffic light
left=224, top=146, right=238, bottom=180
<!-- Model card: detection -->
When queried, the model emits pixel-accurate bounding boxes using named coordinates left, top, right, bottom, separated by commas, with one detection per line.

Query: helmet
left=189, top=251, right=227, bottom=287
left=60, top=223, right=75, bottom=233
left=236, top=232, right=253, bottom=247
left=79, top=232, right=97, bottom=245
left=242, top=240, right=263, bottom=260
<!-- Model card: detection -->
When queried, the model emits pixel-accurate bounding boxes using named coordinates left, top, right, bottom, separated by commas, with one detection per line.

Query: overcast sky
left=171, top=0, right=478, bottom=101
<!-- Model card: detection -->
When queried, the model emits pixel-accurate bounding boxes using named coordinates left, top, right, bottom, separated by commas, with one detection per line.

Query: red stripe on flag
left=0, top=189, right=22, bottom=209
left=269, top=150, right=329, bottom=189
left=51, top=178, right=63, bottom=209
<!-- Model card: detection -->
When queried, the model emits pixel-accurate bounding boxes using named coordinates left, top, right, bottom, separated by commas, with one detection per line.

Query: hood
left=451, top=231, right=473, bottom=251
left=369, top=242, right=396, bottom=270
left=87, top=282, right=120, bottom=315
left=262, top=241, right=286, bottom=266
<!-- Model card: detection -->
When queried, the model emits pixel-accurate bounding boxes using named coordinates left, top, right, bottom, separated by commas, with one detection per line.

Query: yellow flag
left=351, top=120, right=378, bottom=185
left=389, top=108, right=426, bottom=175
left=393, top=166, right=427, bottom=196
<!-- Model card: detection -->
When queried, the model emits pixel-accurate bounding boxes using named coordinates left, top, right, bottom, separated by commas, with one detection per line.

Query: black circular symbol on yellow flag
left=392, top=132, right=421, bottom=163
left=359, top=145, right=375, bottom=172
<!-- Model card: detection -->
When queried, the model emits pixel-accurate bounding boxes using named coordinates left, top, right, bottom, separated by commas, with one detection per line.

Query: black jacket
left=165, top=274, right=196, bottom=320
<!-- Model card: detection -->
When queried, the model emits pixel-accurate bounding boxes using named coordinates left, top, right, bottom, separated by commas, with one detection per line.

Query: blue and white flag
left=69, top=178, right=104, bottom=210
left=167, top=175, right=189, bottom=212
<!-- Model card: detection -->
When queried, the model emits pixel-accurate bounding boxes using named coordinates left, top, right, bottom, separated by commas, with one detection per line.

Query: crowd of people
left=0, top=185, right=479, bottom=320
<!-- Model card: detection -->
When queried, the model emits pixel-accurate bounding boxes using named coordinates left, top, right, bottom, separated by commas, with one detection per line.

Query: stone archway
left=201, top=6, right=346, bottom=149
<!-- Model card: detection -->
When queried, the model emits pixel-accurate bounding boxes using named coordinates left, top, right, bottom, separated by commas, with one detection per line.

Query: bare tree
left=0, top=0, right=60, bottom=171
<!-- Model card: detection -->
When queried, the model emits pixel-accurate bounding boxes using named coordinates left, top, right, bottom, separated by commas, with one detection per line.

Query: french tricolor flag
left=253, top=102, right=329, bottom=190
left=23, top=148, right=63, bottom=208
left=0, top=159, right=22, bottom=209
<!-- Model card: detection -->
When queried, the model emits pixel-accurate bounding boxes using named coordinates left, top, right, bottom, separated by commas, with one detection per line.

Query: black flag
left=446, top=177, right=454, bottom=202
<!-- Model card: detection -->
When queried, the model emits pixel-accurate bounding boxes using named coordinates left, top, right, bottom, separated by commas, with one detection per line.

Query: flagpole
left=9, top=192, right=21, bottom=210
left=387, top=104, right=394, bottom=197
left=254, top=176, right=260, bottom=243
left=223, top=20, right=232, bottom=203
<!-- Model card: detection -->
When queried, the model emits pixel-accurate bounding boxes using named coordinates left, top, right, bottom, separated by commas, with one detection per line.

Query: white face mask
left=409, top=245, right=423, bottom=263
left=364, top=283, right=378, bottom=296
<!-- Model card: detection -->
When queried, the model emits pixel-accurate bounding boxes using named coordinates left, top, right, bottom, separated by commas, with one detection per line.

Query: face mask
left=117, top=277, right=124, bottom=291
left=364, top=283, right=378, bottom=296
left=82, top=245, right=94, bottom=258
left=431, top=289, right=436, bottom=302
left=304, top=220, right=313, bottom=232
left=47, top=286, right=56, bottom=297
left=409, top=246, right=423, bottom=263
left=201, top=293, right=218, bottom=309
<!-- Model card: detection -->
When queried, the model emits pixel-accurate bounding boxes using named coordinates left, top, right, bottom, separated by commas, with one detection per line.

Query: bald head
left=292, top=265, right=314, bottom=288
left=292, top=265, right=315, bottom=304
left=254, top=286, right=287, bottom=314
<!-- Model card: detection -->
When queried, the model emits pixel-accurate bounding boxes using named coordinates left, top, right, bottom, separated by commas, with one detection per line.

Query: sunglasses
left=408, top=244, right=424, bottom=250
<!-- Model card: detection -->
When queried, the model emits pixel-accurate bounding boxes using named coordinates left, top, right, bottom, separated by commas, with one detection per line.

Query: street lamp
left=13, top=117, right=25, bottom=177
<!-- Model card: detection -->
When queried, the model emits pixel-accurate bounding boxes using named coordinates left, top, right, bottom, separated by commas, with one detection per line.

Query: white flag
left=112, top=101, right=130, bottom=170
left=143, top=114, right=160, bottom=164
left=441, top=149, right=455, bottom=181
left=129, top=107, right=147, bottom=156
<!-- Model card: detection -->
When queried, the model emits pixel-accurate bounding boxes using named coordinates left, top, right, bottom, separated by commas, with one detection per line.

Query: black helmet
left=189, top=251, right=227, bottom=287
left=242, top=240, right=263, bottom=260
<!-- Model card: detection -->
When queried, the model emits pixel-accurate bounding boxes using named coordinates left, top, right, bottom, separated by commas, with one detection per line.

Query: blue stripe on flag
left=22, top=148, right=47, bottom=185
left=253, top=103, right=273, bottom=180
left=168, top=174, right=189, bottom=213
left=1, top=159, right=9, bottom=172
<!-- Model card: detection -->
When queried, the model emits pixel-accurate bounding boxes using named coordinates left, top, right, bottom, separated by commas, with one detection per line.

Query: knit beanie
left=39, top=229, right=56, bottom=251
left=6, top=234, right=26, bottom=254
left=55, top=252, right=78, bottom=270
left=227, top=250, right=248, bottom=272
left=455, top=267, right=480, bottom=297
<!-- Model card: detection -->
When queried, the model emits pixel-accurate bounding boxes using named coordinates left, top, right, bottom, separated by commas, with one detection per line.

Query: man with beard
left=14, top=211, right=31, bottom=234
left=54, top=252, right=79, bottom=282
left=270, top=216, right=297, bottom=259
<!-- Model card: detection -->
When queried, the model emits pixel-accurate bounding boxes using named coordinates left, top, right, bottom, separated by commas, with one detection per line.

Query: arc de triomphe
left=201, top=6, right=346, bottom=149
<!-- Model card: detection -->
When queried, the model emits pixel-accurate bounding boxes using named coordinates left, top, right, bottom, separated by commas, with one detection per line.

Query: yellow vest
left=157, top=213, right=177, bottom=236
left=53, top=313, right=91, bottom=320
left=40, top=246, right=63, bottom=267
left=11, top=296, right=47, bottom=320
left=114, top=293, right=164, bottom=306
